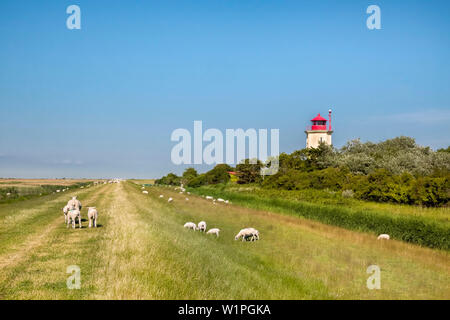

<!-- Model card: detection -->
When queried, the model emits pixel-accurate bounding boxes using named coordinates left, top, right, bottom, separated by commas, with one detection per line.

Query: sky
left=0, top=0, right=449, bottom=178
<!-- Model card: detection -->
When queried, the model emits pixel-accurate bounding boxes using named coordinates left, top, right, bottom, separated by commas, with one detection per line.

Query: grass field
left=188, top=185, right=450, bottom=250
left=0, top=179, right=96, bottom=203
left=0, top=181, right=448, bottom=299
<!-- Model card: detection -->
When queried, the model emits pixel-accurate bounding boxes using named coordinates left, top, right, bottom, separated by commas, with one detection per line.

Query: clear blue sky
left=1, top=0, right=449, bottom=178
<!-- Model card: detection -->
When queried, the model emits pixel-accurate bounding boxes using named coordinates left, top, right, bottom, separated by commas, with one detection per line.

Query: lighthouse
left=305, top=109, right=333, bottom=148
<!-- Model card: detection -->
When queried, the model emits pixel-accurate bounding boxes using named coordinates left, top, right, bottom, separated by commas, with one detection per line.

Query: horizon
left=1, top=0, right=449, bottom=179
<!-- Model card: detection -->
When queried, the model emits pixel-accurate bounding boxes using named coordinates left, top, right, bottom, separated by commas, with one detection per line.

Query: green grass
left=187, top=185, right=450, bottom=250
left=0, top=181, right=449, bottom=299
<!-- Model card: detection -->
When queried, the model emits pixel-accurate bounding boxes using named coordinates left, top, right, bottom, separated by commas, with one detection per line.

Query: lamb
left=217, top=198, right=225, bottom=202
left=87, top=207, right=98, bottom=228
left=63, top=205, right=70, bottom=223
left=205, top=196, right=213, bottom=200
left=159, top=195, right=164, bottom=198
left=235, top=228, right=260, bottom=241
left=206, top=228, right=220, bottom=237
left=377, top=234, right=390, bottom=240
left=184, top=222, right=197, bottom=230
left=67, top=209, right=82, bottom=229
left=168, top=197, right=173, bottom=203
left=197, top=221, right=207, bottom=232
left=142, top=190, right=148, bottom=194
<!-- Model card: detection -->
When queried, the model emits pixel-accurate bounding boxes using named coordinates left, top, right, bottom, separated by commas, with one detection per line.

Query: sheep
left=185, top=197, right=189, bottom=201
left=206, top=196, right=213, bottom=200
left=67, top=196, right=82, bottom=211
left=168, top=197, right=173, bottom=203
left=217, top=198, right=225, bottom=202
left=56, top=190, right=61, bottom=193
left=87, top=207, right=98, bottom=228
left=184, top=222, right=197, bottom=230
left=187, top=192, right=191, bottom=195
left=197, top=221, right=207, bottom=232
left=63, top=205, right=70, bottom=223
left=142, top=190, right=148, bottom=194
left=235, top=228, right=260, bottom=242
left=67, top=209, right=82, bottom=229
left=206, top=228, right=220, bottom=237
left=377, top=234, right=390, bottom=240
left=159, top=194, right=164, bottom=198
left=6, top=192, right=11, bottom=196
left=225, top=200, right=229, bottom=204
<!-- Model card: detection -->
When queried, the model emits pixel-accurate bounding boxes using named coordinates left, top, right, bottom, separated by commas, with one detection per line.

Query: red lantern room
left=310, top=113, right=327, bottom=130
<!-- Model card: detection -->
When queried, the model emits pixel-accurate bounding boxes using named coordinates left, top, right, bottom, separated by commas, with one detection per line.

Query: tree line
left=156, top=136, right=450, bottom=207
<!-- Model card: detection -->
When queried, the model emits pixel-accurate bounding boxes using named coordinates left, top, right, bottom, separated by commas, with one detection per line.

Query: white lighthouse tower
left=305, top=109, right=333, bottom=148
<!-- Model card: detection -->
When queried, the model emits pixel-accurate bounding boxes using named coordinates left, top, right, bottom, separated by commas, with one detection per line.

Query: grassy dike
left=188, top=186, right=450, bottom=251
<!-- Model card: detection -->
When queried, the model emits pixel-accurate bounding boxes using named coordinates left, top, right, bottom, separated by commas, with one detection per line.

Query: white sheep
left=184, top=222, right=197, bottom=230
left=168, top=197, right=173, bottom=203
left=225, top=200, right=229, bottom=204
left=63, top=205, right=70, bottom=223
left=235, top=228, right=259, bottom=241
left=56, top=190, right=61, bottom=193
left=377, top=234, right=390, bottom=240
left=197, top=221, right=207, bottom=232
left=206, top=228, right=220, bottom=237
left=67, top=209, right=82, bottom=229
left=185, top=197, right=189, bottom=201
left=159, top=195, right=164, bottom=198
left=217, top=198, right=224, bottom=202
left=187, top=192, right=191, bottom=195
left=87, top=207, right=98, bottom=228
left=142, top=190, right=148, bottom=194
left=67, top=196, right=82, bottom=211
left=206, top=196, right=213, bottom=200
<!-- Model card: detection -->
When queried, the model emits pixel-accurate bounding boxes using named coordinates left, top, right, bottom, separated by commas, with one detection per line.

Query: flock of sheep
left=62, top=196, right=98, bottom=229
left=183, top=220, right=260, bottom=241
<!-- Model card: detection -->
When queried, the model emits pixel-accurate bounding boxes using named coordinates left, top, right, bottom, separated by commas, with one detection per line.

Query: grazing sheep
left=168, top=197, right=173, bottom=203
left=63, top=205, right=70, bottom=223
left=377, top=234, right=390, bottom=240
left=142, top=190, right=148, bottom=194
left=206, top=196, right=213, bottom=200
left=197, top=221, right=207, bottom=232
left=235, top=228, right=259, bottom=241
left=159, top=195, right=164, bottom=198
left=206, top=228, right=220, bottom=237
left=67, top=209, right=82, bottom=229
left=184, top=222, right=197, bottom=230
left=56, top=190, right=61, bottom=193
left=217, top=198, right=224, bottom=202
left=87, top=207, right=98, bottom=228
left=225, top=200, right=229, bottom=204
left=185, top=197, right=189, bottom=201
left=187, top=192, right=191, bottom=195
left=6, top=192, right=11, bottom=196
